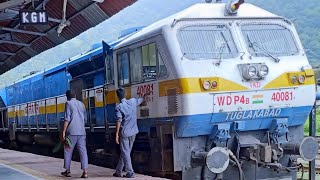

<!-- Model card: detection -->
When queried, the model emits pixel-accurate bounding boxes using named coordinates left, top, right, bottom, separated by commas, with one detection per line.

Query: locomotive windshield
left=177, top=24, right=238, bottom=60
left=241, top=24, right=298, bottom=57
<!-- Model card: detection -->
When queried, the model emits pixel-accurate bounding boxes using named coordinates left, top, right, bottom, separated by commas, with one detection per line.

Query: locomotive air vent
left=167, top=88, right=178, bottom=114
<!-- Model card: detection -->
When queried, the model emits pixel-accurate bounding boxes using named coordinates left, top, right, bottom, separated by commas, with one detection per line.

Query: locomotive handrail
left=170, top=17, right=284, bottom=27
left=81, top=85, right=104, bottom=92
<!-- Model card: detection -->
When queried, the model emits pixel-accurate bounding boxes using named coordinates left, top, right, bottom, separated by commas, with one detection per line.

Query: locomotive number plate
left=213, top=88, right=296, bottom=113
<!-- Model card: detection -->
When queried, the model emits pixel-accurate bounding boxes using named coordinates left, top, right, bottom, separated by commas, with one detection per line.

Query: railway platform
left=0, top=148, right=168, bottom=180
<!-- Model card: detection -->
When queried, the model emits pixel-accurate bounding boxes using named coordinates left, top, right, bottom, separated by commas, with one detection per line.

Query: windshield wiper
left=247, top=35, right=280, bottom=63
left=216, top=42, right=226, bottom=66
left=216, top=32, right=230, bottom=66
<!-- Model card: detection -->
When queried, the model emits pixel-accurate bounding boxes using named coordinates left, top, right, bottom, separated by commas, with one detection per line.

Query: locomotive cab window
left=125, top=42, right=167, bottom=85
left=130, top=48, right=143, bottom=83
left=142, top=43, right=157, bottom=81
left=241, top=24, right=298, bottom=57
left=118, top=52, right=130, bottom=86
left=105, top=52, right=114, bottom=84
left=158, top=52, right=167, bottom=78
left=177, top=24, right=238, bottom=60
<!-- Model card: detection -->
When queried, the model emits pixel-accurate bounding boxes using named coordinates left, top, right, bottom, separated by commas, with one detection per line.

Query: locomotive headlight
left=291, top=75, right=298, bottom=84
left=203, top=81, right=211, bottom=90
left=247, top=66, right=257, bottom=78
left=258, top=65, right=269, bottom=77
left=298, top=75, right=305, bottom=84
left=238, top=63, right=268, bottom=81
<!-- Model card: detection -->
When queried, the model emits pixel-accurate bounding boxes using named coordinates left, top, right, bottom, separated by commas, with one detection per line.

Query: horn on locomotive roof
left=205, top=0, right=224, bottom=3
left=225, top=0, right=244, bottom=15
left=205, top=0, right=233, bottom=3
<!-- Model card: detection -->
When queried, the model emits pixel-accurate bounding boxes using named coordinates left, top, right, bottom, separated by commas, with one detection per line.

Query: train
left=0, top=1, right=319, bottom=179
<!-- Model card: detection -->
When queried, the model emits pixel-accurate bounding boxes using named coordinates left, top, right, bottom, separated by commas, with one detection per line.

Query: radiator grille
left=167, top=88, right=178, bottom=114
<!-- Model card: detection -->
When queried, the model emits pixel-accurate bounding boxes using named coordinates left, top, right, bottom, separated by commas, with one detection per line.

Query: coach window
left=118, top=52, right=130, bottom=86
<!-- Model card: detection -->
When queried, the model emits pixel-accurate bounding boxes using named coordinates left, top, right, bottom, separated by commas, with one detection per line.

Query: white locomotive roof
left=115, top=3, right=279, bottom=48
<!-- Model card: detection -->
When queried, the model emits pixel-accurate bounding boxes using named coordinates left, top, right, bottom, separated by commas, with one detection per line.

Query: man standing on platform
left=113, top=88, right=146, bottom=178
left=61, top=90, right=88, bottom=178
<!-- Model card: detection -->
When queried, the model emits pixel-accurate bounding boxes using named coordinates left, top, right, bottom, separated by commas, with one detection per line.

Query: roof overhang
left=0, top=0, right=137, bottom=75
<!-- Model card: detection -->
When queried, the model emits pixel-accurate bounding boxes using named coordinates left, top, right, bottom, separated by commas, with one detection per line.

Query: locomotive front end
left=165, top=1, right=318, bottom=179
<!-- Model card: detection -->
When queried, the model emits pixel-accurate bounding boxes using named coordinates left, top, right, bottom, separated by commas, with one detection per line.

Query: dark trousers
left=115, top=135, right=136, bottom=174
left=64, top=135, right=88, bottom=170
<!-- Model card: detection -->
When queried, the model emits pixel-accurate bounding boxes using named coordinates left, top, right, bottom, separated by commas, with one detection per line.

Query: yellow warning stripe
left=6, top=70, right=315, bottom=118
left=263, top=71, right=315, bottom=89
left=158, top=77, right=248, bottom=97
left=46, top=105, right=57, bottom=114
left=7, top=112, right=15, bottom=118
left=8, top=104, right=65, bottom=118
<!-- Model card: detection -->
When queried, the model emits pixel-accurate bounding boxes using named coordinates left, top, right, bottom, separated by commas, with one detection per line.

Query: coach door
left=0, top=108, right=7, bottom=131
left=102, top=41, right=115, bottom=136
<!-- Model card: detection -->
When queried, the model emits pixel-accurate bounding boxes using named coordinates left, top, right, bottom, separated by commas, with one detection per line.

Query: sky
left=0, top=0, right=204, bottom=87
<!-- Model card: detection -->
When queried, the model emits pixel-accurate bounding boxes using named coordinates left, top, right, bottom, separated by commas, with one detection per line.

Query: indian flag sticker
left=252, top=94, right=263, bottom=104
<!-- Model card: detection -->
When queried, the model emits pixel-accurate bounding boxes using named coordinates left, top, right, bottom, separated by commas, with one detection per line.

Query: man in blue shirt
left=113, top=88, right=146, bottom=178
left=61, top=90, right=88, bottom=178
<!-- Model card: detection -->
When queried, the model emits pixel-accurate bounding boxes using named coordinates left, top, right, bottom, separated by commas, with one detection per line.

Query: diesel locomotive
left=0, top=1, right=318, bottom=179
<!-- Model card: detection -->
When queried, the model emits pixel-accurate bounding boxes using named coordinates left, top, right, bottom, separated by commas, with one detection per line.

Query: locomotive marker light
left=298, top=75, right=305, bottom=84
left=211, top=81, right=218, bottom=89
left=291, top=75, right=298, bottom=84
left=203, top=81, right=211, bottom=90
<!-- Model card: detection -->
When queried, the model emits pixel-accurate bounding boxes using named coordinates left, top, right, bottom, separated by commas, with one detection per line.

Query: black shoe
left=81, top=173, right=88, bottom=178
left=123, top=173, right=134, bottom=178
left=61, top=170, right=71, bottom=177
left=113, top=172, right=122, bottom=177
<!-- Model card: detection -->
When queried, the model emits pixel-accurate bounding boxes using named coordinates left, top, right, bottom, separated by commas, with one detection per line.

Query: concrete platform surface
left=0, top=148, right=168, bottom=180
left=0, top=163, right=39, bottom=180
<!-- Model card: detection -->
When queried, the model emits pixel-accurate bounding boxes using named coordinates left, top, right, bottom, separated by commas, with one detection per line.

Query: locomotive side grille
left=167, top=88, right=178, bottom=114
